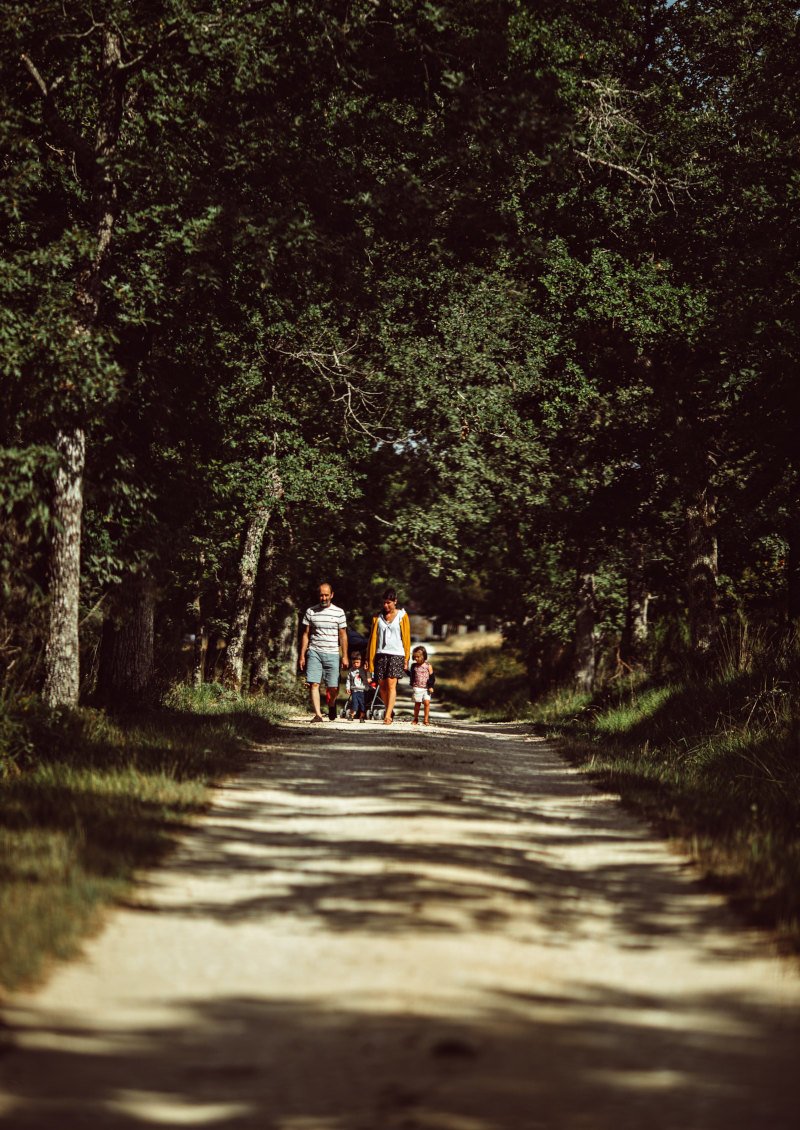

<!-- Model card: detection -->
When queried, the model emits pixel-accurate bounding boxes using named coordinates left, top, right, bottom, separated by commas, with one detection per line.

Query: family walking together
left=298, top=582, right=435, bottom=725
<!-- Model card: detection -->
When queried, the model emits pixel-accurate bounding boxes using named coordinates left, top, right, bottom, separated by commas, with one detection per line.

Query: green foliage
left=1, top=0, right=799, bottom=704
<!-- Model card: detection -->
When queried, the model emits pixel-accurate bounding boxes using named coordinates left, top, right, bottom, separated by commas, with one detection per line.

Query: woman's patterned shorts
left=373, top=652, right=405, bottom=680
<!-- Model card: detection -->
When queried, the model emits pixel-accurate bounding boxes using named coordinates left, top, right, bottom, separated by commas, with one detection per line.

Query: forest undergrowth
left=0, top=685, right=296, bottom=993
left=436, top=628, right=800, bottom=952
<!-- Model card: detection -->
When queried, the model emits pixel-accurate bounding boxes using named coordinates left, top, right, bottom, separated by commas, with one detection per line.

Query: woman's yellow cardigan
left=366, top=609, right=411, bottom=672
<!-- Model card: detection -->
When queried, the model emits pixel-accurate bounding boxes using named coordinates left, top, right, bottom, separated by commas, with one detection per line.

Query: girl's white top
left=375, top=609, right=407, bottom=655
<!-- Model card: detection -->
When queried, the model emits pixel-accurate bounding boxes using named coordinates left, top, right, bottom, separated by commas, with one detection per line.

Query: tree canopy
left=2, top=0, right=798, bottom=702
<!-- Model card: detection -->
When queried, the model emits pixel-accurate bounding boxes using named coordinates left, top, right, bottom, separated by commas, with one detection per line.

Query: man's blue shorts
left=305, top=650, right=341, bottom=688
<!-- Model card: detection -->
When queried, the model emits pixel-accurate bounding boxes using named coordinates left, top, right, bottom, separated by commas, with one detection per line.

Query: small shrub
left=0, top=693, right=37, bottom=778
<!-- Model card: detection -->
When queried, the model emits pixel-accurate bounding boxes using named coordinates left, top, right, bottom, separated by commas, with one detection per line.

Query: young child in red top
left=409, top=645, right=435, bottom=726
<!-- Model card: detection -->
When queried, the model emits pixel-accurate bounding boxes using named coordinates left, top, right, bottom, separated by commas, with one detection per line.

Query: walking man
left=299, top=581, right=349, bottom=722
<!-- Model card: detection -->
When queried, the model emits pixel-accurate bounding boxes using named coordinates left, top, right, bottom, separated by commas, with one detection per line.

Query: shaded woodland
left=2, top=0, right=799, bottom=712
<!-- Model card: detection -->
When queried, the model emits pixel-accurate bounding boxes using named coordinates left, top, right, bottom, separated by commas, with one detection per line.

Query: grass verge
left=433, top=633, right=530, bottom=718
left=0, top=684, right=295, bottom=993
left=436, top=634, right=800, bottom=951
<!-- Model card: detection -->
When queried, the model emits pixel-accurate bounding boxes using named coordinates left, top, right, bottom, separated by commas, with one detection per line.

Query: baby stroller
left=366, top=675, right=386, bottom=721
left=341, top=674, right=385, bottom=720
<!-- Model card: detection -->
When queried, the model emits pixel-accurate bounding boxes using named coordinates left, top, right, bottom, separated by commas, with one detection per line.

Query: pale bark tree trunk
left=42, top=428, right=86, bottom=707
left=246, top=533, right=277, bottom=694
left=223, top=470, right=283, bottom=693
left=223, top=506, right=273, bottom=692
left=621, top=531, right=650, bottom=667
left=96, top=575, right=155, bottom=704
left=686, top=473, right=719, bottom=657
left=574, top=568, right=597, bottom=693
left=27, top=29, right=130, bottom=706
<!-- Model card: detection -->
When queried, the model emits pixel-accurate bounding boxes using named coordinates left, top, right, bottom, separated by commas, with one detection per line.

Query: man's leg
left=325, top=686, right=339, bottom=721
left=309, top=682, right=323, bottom=720
left=305, top=652, right=326, bottom=721
left=321, top=653, right=341, bottom=721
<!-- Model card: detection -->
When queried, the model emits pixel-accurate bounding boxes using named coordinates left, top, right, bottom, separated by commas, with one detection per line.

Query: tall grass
left=0, top=686, right=293, bottom=991
left=435, top=642, right=529, bottom=718
left=441, top=627, right=800, bottom=950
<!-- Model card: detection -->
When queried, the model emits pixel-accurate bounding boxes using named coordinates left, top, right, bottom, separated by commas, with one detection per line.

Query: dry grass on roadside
left=0, top=687, right=292, bottom=992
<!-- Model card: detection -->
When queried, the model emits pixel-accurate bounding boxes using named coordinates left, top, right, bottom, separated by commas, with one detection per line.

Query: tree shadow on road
left=3, top=983, right=798, bottom=1130
left=3, top=724, right=799, bottom=1128
left=122, top=726, right=774, bottom=964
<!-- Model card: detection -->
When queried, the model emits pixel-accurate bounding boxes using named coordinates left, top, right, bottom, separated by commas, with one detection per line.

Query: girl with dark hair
left=366, top=588, right=411, bottom=725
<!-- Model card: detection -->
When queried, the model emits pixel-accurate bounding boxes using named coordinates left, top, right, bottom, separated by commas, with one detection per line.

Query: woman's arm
left=366, top=616, right=379, bottom=671
left=400, top=612, right=411, bottom=665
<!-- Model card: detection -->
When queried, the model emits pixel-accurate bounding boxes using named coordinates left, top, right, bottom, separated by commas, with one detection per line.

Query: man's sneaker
left=328, top=703, right=337, bottom=721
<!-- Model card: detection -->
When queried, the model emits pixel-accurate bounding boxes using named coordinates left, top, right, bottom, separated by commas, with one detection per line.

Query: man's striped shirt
left=302, top=602, right=347, bottom=652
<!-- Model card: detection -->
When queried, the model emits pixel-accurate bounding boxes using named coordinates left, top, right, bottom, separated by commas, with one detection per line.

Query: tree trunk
left=192, top=628, right=208, bottom=687
left=96, top=574, right=155, bottom=704
left=246, top=532, right=277, bottom=695
left=271, top=599, right=299, bottom=691
left=686, top=477, right=718, bottom=656
left=189, top=591, right=207, bottom=687
left=34, top=28, right=128, bottom=707
left=222, top=505, right=273, bottom=692
left=223, top=470, right=283, bottom=693
left=621, top=531, right=650, bottom=667
left=42, top=427, right=86, bottom=707
left=574, top=568, right=597, bottom=693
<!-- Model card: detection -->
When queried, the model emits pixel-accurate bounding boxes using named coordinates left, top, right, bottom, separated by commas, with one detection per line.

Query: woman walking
left=366, top=588, right=411, bottom=725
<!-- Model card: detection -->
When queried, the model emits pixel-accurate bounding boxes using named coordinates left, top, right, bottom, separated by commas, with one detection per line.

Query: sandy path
left=1, top=698, right=799, bottom=1129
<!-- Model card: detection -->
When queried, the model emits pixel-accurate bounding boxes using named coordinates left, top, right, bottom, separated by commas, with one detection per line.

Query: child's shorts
left=412, top=687, right=431, bottom=703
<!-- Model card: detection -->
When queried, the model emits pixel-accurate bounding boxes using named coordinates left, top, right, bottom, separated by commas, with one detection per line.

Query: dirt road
left=2, top=697, right=799, bottom=1129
